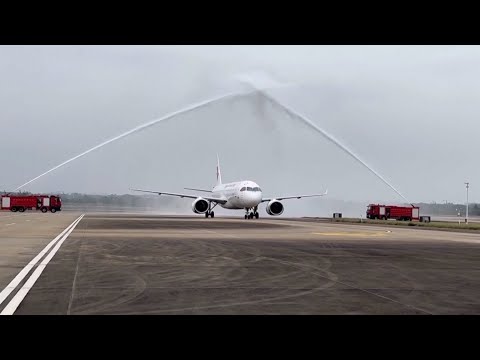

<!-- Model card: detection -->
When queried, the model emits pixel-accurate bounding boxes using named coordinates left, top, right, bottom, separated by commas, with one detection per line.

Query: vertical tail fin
left=216, top=154, right=222, bottom=186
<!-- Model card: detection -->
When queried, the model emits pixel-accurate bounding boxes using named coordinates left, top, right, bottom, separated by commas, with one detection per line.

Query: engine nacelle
left=266, top=199, right=284, bottom=216
left=192, top=197, right=209, bottom=214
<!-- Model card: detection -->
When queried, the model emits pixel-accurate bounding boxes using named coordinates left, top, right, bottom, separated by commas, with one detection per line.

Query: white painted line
left=1, top=214, right=85, bottom=315
left=5, top=223, right=15, bottom=226
left=0, top=214, right=85, bottom=308
left=26, top=220, right=31, bottom=222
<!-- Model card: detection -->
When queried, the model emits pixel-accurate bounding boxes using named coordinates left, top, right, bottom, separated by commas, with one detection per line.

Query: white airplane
left=130, top=155, right=327, bottom=219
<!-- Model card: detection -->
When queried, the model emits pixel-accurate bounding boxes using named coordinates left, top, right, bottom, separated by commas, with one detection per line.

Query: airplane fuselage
left=131, top=155, right=327, bottom=219
left=212, top=180, right=262, bottom=209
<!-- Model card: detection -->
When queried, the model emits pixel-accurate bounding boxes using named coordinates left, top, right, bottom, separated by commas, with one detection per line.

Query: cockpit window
left=242, top=186, right=262, bottom=192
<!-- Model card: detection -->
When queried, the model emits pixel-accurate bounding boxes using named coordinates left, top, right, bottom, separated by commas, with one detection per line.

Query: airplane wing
left=261, top=189, right=328, bottom=202
left=130, top=188, right=227, bottom=204
left=184, top=187, right=212, bottom=193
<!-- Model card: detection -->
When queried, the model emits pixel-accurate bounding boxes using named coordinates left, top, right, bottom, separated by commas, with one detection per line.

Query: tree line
left=413, top=202, right=480, bottom=216
left=1, top=191, right=175, bottom=208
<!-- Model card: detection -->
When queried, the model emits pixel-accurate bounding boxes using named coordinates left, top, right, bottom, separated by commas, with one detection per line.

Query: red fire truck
left=366, top=204, right=419, bottom=221
left=0, top=194, right=62, bottom=213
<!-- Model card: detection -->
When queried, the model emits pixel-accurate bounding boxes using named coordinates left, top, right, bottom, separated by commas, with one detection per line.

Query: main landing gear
left=205, top=202, right=217, bottom=218
left=244, top=206, right=259, bottom=220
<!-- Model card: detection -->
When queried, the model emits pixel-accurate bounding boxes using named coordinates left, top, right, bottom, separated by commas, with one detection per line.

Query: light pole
left=465, top=182, right=469, bottom=224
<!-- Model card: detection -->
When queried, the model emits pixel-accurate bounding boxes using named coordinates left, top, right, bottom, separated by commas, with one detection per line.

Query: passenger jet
left=130, top=156, right=327, bottom=219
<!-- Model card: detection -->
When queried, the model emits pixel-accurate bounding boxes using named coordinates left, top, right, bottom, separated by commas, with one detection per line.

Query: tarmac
left=0, top=211, right=479, bottom=314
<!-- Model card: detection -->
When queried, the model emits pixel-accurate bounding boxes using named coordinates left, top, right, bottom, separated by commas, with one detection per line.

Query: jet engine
left=192, top=197, right=209, bottom=214
left=266, top=199, right=284, bottom=216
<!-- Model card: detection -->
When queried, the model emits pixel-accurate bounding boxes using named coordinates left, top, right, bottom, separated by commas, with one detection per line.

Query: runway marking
left=5, top=223, right=15, bottom=226
left=0, top=214, right=85, bottom=311
left=313, top=231, right=391, bottom=238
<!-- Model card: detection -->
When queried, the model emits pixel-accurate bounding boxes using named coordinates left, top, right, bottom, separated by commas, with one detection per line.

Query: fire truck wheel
left=19, top=207, right=25, bottom=212
left=41, top=207, right=48, bottom=213
left=51, top=208, right=57, bottom=213
left=11, top=207, right=17, bottom=212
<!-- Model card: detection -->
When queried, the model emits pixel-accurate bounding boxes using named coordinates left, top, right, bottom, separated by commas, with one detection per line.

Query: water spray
left=263, top=92, right=411, bottom=203
left=14, top=89, right=257, bottom=191
left=13, top=70, right=411, bottom=205
left=238, top=76, right=411, bottom=204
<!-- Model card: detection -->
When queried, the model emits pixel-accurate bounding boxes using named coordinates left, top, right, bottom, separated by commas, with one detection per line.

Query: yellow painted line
left=312, top=231, right=391, bottom=237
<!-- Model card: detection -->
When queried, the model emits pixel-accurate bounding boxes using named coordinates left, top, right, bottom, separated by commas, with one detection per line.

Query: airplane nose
left=250, top=192, right=261, bottom=205
left=244, top=192, right=257, bottom=206
left=241, top=189, right=262, bottom=207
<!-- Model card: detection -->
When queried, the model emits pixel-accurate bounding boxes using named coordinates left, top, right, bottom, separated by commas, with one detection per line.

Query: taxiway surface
left=1, top=212, right=479, bottom=314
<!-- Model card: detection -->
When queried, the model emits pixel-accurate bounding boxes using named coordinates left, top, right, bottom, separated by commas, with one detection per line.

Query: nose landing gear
left=244, top=207, right=259, bottom=220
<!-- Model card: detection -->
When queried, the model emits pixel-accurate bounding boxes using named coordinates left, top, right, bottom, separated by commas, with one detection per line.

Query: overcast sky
left=0, top=45, right=478, bottom=211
